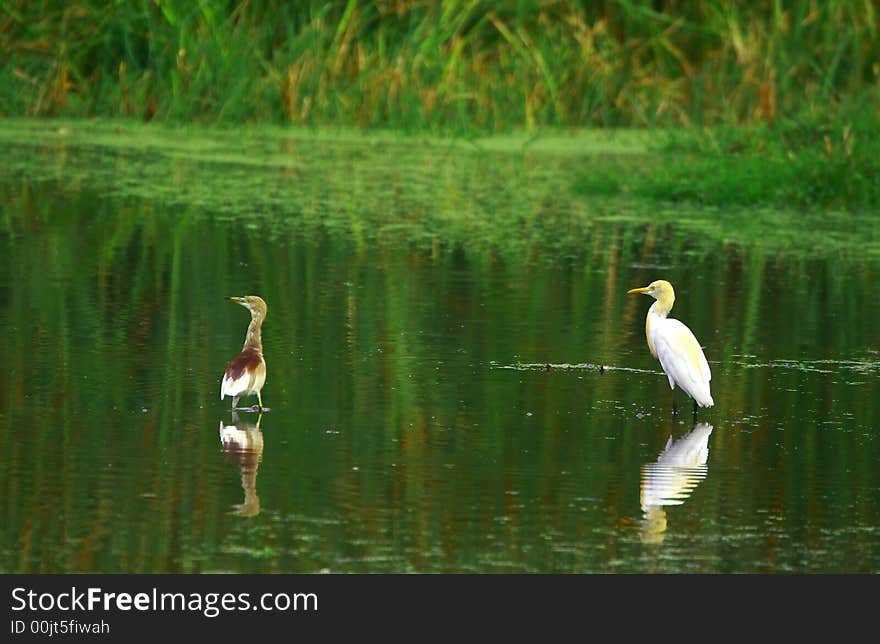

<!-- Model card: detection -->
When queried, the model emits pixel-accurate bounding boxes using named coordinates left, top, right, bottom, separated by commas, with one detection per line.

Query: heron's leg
left=257, top=391, right=263, bottom=410
left=232, top=395, right=240, bottom=409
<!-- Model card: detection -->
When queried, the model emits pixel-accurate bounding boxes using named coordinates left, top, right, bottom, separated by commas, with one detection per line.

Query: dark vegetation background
left=2, top=1, right=879, bottom=208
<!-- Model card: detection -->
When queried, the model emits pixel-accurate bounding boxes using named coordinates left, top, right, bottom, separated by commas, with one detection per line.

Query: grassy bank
left=2, top=118, right=879, bottom=248
left=575, top=112, right=880, bottom=211
left=2, top=1, right=879, bottom=132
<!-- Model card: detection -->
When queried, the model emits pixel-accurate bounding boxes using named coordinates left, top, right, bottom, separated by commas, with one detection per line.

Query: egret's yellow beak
left=627, top=286, right=650, bottom=295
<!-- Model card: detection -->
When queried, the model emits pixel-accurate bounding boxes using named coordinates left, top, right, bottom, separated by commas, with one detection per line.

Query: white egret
left=627, top=280, right=713, bottom=413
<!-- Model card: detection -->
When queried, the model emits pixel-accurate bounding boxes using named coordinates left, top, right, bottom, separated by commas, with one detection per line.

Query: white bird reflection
left=219, top=412, right=265, bottom=517
left=640, top=422, right=713, bottom=543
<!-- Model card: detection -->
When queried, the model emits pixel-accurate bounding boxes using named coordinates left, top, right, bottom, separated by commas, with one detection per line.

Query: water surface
left=1, top=120, right=878, bottom=573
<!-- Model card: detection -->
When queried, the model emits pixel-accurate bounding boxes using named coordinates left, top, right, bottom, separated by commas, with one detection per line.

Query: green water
left=1, top=120, right=878, bottom=573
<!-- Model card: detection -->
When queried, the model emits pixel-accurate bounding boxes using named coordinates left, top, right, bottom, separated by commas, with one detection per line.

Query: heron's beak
left=627, top=286, right=650, bottom=295
left=226, top=296, right=246, bottom=305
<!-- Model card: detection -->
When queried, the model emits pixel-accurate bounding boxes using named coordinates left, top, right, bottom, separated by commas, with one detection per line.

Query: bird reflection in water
left=219, top=412, right=265, bottom=517
left=640, top=422, right=713, bottom=543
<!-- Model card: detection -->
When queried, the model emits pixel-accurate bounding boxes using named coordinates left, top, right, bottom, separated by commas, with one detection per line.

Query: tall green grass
left=2, top=1, right=878, bottom=131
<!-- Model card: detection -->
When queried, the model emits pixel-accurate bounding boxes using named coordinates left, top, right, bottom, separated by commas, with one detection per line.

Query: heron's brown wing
left=225, top=348, right=263, bottom=382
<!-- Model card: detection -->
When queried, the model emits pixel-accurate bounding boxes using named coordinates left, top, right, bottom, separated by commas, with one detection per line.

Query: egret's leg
left=692, top=399, right=698, bottom=417
left=232, top=395, right=240, bottom=410
left=671, top=397, right=679, bottom=415
left=257, top=391, right=263, bottom=410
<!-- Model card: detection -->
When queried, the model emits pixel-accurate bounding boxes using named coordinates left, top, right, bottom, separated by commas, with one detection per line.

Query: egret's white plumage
left=628, top=280, right=713, bottom=409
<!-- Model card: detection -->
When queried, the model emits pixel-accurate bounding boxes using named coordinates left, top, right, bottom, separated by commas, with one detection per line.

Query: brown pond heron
left=221, top=295, right=268, bottom=411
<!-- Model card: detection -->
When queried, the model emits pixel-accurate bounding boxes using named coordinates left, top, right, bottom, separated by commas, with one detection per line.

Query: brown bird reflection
left=640, top=422, right=713, bottom=544
left=219, top=412, right=265, bottom=517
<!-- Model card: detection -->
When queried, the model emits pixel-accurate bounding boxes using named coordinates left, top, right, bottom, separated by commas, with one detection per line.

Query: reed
left=2, top=1, right=878, bottom=131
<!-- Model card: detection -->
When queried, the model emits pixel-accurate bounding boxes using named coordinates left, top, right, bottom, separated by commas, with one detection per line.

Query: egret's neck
left=649, top=293, right=674, bottom=318
left=645, top=298, right=673, bottom=359
left=243, top=316, right=263, bottom=352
